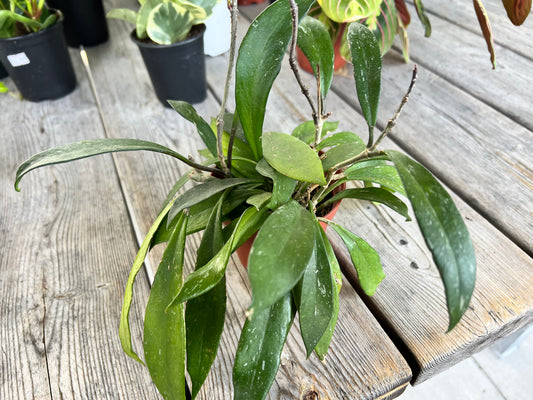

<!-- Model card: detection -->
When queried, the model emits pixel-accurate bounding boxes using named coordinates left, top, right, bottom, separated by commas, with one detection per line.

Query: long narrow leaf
left=143, top=213, right=188, bottom=400
left=414, top=0, right=431, bottom=37
left=235, top=0, right=315, bottom=160
left=15, top=138, right=190, bottom=191
left=233, top=293, right=294, bottom=400
left=473, top=0, right=496, bottom=68
left=256, top=159, right=297, bottom=209
left=386, top=150, right=476, bottom=330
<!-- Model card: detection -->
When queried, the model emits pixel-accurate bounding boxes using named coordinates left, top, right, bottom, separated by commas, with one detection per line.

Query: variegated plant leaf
left=318, top=0, right=384, bottom=23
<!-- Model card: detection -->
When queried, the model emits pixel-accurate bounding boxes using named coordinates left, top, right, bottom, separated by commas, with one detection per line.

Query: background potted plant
left=14, top=0, right=479, bottom=398
left=107, top=0, right=218, bottom=106
left=0, top=0, right=76, bottom=101
left=46, top=0, right=109, bottom=47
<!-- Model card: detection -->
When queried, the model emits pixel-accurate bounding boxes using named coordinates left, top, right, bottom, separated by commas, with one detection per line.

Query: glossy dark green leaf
left=316, top=131, right=365, bottom=151
left=256, top=159, right=297, bottom=209
left=186, top=195, right=226, bottom=399
left=263, top=132, right=326, bottom=185
left=320, top=187, right=410, bottom=220
left=386, top=150, right=476, bottom=330
left=314, top=227, right=342, bottom=360
left=291, top=120, right=339, bottom=145
left=168, top=178, right=258, bottom=223
left=502, top=0, right=532, bottom=25
left=143, top=213, right=188, bottom=400
left=331, top=224, right=384, bottom=296
left=235, top=0, right=315, bottom=160
left=233, top=293, right=294, bottom=400
left=347, top=22, right=382, bottom=130
left=120, top=198, right=177, bottom=364
left=15, top=138, right=190, bottom=192
left=248, top=200, right=316, bottom=314
left=321, top=142, right=366, bottom=171
left=297, top=16, right=334, bottom=101
left=473, top=0, right=496, bottom=68
left=168, top=100, right=218, bottom=157
left=247, top=192, right=272, bottom=210
left=296, top=220, right=335, bottom=357
left=345, top=162, right=406, bottom=195
left=414, top=0, right=431, bottom=37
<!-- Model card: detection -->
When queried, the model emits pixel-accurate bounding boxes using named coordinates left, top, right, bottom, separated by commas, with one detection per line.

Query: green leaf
left=147, top=2, right=195, bottom=44
left=143, top=213, right=188, bottom=400
left=256, top=159, right=297, bottom=209
left=136, top=0, right=159, bottom=39
left=316, top=131, right=365, bottom=151
left=321, top=141, right=366, bottom=171
left=296, top=220, right=335, bottom=357
left=347, top=22, right=382, bottom=129
left=320, top=187, right=410, bottom=220
left=263, top=131, right=326, bottom=185
left=386, top=150, right=476, bottom=330
left=235, top=0, right=315, bottom=160
left=297, top=16, right=334, bottom=102
left=248, top=200, right=316, bottom=314
left=314, top=227, right=342, bottom=360
left=186, top=194, right=226, bottom=399
left=292, top=120, right=339, bottom=145
left=168, top=178, right=258, bottom=223
left=169, top=100, right=218, bottom=157
left=120, top=197, right=178, bottom=364
left=414, top=0, right=431, bottom=37
left=106, top=8, right=138, bottom=25
left=15, top=138, right=190, bottom=192
left=233, top=293, right=294, bottom=400
left=317, top=0, right=382, bottom=23
left=369, top=0, right=398, bottom=55
left=345, top=161, right=406, bottom=195
left=331, top=224, right=384, bottom=296
left=247, top=192, right=272, bottom=210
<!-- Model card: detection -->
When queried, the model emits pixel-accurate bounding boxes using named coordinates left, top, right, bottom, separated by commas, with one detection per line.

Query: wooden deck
left=1, top=0, right=532, bottom=398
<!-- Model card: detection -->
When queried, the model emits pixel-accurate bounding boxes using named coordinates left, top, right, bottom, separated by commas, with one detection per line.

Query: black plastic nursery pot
left=47, top=0, right=109, bottom=47
left=132, top=24, right=207, bottom=107
left=0, top=17, right=76, bottom=101
left=0, top=61, right=7, bottom=79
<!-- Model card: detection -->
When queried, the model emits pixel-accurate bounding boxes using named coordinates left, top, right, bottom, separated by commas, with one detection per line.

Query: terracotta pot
left=235, top=183, right=346, bottom=268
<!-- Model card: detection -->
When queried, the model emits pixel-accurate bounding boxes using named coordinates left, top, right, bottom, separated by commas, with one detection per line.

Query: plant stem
left=215, top=0, right=239, bottom=177
left=288, top=0, right=319, bottom=128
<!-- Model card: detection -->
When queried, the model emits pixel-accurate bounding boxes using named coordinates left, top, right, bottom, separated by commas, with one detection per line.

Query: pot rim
left=131, top=23, right=206, bottom=49
left=0, top=10, right=63, bottom=43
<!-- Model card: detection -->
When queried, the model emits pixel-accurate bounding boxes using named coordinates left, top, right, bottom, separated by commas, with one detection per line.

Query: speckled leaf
left=248, top=200, right=316, bottom=315
left=235, top=0, right=315, bottom=159
left=233, top=293, right=294, bottom=400
left=347, top=22, right=382, bottom=130
left=345, top=161, right=406, bottom=195
left=387, top=150, right=476, bottom=330
left=292, top=120, right=339, bottom=145
left=263, top=132, right=326, bottom=185
left=256, top=159, right=297, bottom=209
left=331, top=224, right=384, bottom=296
left=316, top=131, right=365, bottom=151
left=321, top=141, right=366, bottom=171
left=297, top=16, right=334, bottom=101
left=143, top=213, right=188, bottom=400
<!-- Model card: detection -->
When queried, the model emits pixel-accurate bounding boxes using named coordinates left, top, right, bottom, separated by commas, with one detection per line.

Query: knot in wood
left=302, top=390, right=319, bottom=400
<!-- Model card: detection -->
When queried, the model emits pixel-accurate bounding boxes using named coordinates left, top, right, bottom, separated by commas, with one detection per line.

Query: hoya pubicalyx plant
left=15, top=0, right=476, bottom=399
left=107, top=0, right=217, bottom=45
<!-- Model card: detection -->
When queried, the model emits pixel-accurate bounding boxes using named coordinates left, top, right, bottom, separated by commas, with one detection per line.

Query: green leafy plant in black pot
left=107, top=0, right=218, bottom=106
left=0, top=0, right=76, bottom=100
left=15, top=0, right=478, bottom=398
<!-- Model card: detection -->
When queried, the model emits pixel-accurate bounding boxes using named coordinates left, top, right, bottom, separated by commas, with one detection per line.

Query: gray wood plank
left=202, top=24, right=533, bottom=384
left=1, top=52, right=160, bottom=398
left=82, top=2, right=414, bottom=398
left=405, top=0, right=533, bottom=60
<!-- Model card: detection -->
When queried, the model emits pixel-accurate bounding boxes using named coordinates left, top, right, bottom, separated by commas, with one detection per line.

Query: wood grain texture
left=206, top=12, right=533, bottom=385
left=1, top=52, right=160, bottom=398
left=81, top=1, right=414, bottom=398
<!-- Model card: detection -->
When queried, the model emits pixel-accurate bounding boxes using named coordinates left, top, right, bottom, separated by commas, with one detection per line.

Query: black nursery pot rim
left=130, top=24, right=206, bottom=48
left=0, top=10, right=63, bottom=43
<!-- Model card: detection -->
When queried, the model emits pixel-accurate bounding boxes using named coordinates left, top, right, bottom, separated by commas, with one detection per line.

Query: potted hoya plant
left=107, top=0, right=218, bottom=106
left=15, top=0, right=481, bottom=398
left=0, top=0, right=76, bottom=101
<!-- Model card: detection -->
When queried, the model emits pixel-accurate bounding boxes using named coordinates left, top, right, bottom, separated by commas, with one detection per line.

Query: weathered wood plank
left=1, top=53, right=160, bottom=398
left=406, top=0, right=533, bottom=60
left=82, top=2, right=414, bottom=398
left=202, top=17, right=533, bottom=385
